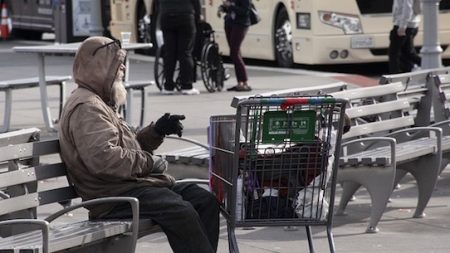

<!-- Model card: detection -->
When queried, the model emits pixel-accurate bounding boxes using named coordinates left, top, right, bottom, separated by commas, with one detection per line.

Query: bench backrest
left=432, top=74, right=450, bottom=124
left=330, top=82, right=414, bottom=143
left=380, top=67, right=450, bottom=126
left=0, top=129, right=77, bottom=236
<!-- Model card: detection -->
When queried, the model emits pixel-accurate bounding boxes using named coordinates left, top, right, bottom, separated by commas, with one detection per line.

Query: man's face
left=112, top=64, right=127, bottom=106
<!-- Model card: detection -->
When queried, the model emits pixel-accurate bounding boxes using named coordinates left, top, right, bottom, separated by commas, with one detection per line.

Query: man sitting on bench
left=58, top=36, right=220, bottom=253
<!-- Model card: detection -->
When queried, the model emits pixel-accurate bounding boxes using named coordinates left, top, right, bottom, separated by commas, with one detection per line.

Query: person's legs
left=161, top=18, right=177, bottom=91
left=404, top=27, right=421, bottom=69
left=172, top=183, right=220, bottom=251
left=225, top=25, right=250, bottom=91
left=177, top=15, right=196, bottom=91
left=388, top=26, right=406, bottom=74
left=228, top=25, right=248, bottom=83
left=100, top=186, right=216, bottom=253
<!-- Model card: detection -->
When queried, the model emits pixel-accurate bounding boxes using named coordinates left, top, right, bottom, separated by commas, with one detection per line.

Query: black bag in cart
left=249, top=3, right=261, bottom=25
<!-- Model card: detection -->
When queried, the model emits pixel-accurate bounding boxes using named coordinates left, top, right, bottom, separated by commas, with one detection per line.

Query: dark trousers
left=388, top=26, right=421, bottom=74
left=161, top=14, right=196, bottom=90
left=225, top=24, right=249, bottom=83
left=101, top=183, right=220, bottom=253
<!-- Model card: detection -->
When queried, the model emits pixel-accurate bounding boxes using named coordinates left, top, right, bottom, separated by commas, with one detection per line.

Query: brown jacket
left=58, top=37, right=175, bottom=218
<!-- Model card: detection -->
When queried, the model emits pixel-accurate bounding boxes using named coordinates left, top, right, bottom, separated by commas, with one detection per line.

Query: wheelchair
left=154, top=21, right=226, bottom=93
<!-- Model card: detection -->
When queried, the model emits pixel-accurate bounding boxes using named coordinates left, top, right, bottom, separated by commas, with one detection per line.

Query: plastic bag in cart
left=294, top=131, right=336, bottom=220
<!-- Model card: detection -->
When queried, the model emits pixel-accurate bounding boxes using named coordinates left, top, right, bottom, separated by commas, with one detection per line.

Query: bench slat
left=0, top=139, right=59, bottom=162
left=0, top=142, right=35, bottom=161
left=0, top=163, right=66, bottom=188
left=0, top=128, right=40, bottom=146
left=343, top=116, right=415, bottom=139
left=345, top=99, right=410, bottom=119
left=0, top=193, right=39, bottom=216
left=0, top=221, right=131, bottom=252
left=39, top=187, right=79, bottom=206
left=332, top=82, right=404, bottom=100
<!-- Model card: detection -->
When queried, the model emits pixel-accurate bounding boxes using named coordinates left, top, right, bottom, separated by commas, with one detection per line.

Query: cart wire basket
left=208, top=96, right=348, bottom=253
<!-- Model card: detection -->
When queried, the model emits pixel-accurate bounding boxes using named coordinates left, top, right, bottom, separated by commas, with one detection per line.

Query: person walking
left=58, top=36, right=220, bottom=253
left=219, top=0, right=252, bottom=92
left=388, top=0, right=422, bottom=74
left=159, top=0, right=202, bottom=95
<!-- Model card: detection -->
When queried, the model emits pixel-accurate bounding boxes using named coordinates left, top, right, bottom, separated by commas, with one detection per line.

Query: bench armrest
left=341, top=137, right=397, bottom=152
left=430, top=119, right=450, bottom=135
left=341, top=137, right=397, bottom=166
left=45, top=197, right=139, bottom=253
left=0, top=219, right=50, bottom=253
left=430, top=119, right=450, bottom=128
left=386, top=127, right=442, bottom=154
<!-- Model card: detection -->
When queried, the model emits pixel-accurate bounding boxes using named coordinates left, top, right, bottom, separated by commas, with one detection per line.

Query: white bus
left=109, top=0, right=450, bottom=67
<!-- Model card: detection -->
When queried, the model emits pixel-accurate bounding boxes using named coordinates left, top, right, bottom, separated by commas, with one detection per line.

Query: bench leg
left=139, top=87, right=145, bottom=127
left=337, top=166, right=396, bottom=233
left=396, top=155, right=440, bottom=218
left=335, top=181, right=361, bottom=216
left=1, top=90, right=12, bottom=133
left=58, top=81, right=67, bottom=120
left=440, top=155, right=450, bottom=174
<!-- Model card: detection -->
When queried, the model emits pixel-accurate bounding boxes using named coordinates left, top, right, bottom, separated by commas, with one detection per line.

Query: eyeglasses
left=92, top=39, right=122, bottom=56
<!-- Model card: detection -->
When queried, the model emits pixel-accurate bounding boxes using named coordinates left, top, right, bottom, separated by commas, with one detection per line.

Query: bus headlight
left=318, top=11, right=362, bottom=34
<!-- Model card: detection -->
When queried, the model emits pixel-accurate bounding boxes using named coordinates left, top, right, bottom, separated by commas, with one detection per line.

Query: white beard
left=112, top=79, right=127, bottom=106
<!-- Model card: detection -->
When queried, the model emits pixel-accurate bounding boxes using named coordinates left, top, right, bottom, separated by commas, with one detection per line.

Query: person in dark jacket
left=59, top=36, right=219, bottom=253
left=159, top=0, right=202, bottom=95
left=219, top=0, right=252, bottom=92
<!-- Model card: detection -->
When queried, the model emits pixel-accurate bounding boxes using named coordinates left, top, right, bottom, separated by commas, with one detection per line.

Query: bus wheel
left=136, top=0, right=153, bottom=54
left=274, top=8, right=293, bottom=68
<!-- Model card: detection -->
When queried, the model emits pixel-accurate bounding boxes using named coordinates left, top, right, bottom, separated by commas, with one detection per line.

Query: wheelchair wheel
left=200, top=42, right=225, bottom=92
left=153, top=45, right=181, bottom=91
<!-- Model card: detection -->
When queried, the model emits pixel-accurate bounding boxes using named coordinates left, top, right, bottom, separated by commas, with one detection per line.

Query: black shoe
left=227, top=85, right=252, bottom=92
left=227, top=85, right=239, bottom=91
left=164, top=81, right=175, bottom=91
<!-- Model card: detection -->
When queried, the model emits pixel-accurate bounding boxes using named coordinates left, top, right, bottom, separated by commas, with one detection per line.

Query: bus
left=5, top=0, right=111, bottom=42
left=109, top=0, right=450, bottom=67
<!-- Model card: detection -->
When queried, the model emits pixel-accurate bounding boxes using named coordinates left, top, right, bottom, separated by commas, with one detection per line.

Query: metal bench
left=0, top=128, right=206, bottom=253
left=330, top=82, right=442, bottom=233
left=0, top=75, right=71, bottom=133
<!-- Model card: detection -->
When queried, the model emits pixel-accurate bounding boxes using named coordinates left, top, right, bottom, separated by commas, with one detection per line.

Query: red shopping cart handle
left=265, top=97, right=339, bottom=110
left=238, top=97, right=346, bottom=109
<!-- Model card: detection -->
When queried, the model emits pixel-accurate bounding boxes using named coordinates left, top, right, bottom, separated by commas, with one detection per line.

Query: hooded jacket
left=58, top=36, right=175, bottom=219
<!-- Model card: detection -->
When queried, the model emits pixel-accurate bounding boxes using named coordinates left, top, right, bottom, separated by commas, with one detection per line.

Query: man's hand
left=154, top=113, right=185, bottom=137
left=152, top=156, right=168, bottom=174
left=397, top=27, right=406, bottom=36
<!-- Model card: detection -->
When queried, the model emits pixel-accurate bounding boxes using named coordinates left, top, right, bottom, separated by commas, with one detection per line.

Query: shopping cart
left=209, top=96, right=348, bottom=253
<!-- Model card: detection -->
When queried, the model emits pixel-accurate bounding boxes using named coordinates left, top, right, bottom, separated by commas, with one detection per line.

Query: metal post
left=420, top=0, right=443, bottom=69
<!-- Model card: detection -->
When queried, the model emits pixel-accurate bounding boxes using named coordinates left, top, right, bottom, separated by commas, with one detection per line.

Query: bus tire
left=274, top=8, right=293, bottom=68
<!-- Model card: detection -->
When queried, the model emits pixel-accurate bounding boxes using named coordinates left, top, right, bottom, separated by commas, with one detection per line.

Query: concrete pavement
left=1, top=48, right=450, bottom=252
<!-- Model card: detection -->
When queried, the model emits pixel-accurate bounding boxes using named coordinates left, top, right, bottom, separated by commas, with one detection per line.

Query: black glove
left=152, top=156, right=168, bottom=174
left=154, top=113, right=185, bottom=137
